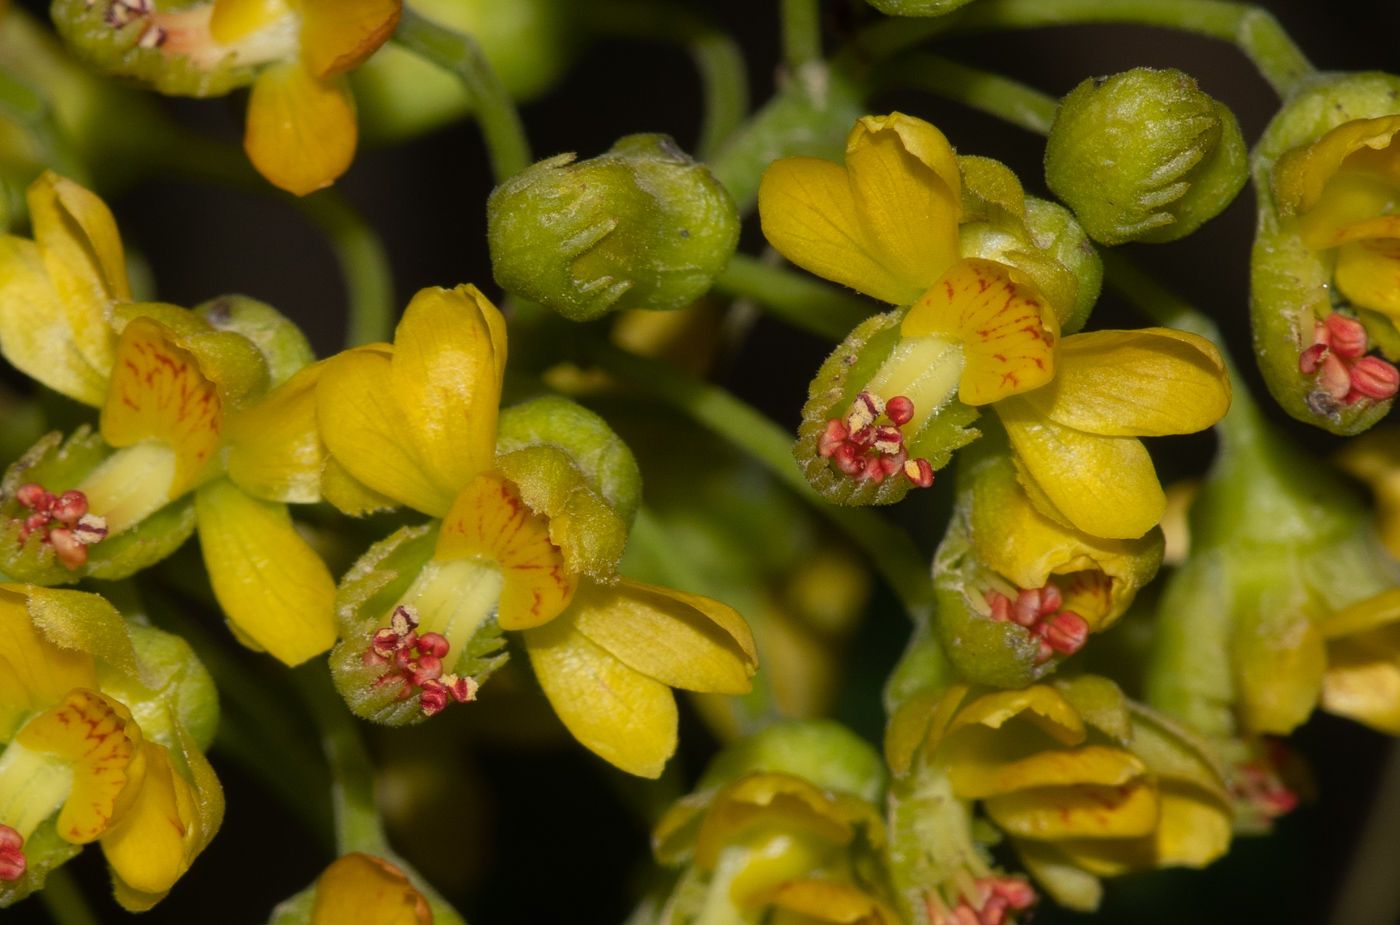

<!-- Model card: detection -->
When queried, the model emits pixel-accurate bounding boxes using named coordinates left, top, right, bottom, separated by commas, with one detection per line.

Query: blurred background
left=9, top=0, right=1400, bottom=922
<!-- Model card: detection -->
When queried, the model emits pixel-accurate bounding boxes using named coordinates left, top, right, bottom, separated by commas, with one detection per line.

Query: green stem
left=581, top=1, right=750, bottom=160
left=393, top=8, right=531, bottom=181
left=40, top=866, right=98, bottom=925
left=149, top=134, right=395, bottom=347
left=713, top=254, right=873, bottom=340
left=781, top=0, right=823, bottom=72
left=858, top=0, right=1314, bottom=99
left=587, top=340, right=934, bottom=620
left=882, top=53, right=1058, bottom=136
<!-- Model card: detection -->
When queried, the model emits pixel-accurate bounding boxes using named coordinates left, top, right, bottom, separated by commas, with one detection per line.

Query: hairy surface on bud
left=1046, top=68, right=1247, bottom=245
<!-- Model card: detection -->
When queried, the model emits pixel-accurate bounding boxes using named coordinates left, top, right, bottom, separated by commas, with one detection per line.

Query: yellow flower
left=0, top=583, right=222, bottom=911
left=317, top=284, right=757, bottom=777
left=133, top=0, right=400, bottom=195
left=0, top=172, right=336, bottom=665
left=889, top=678, right=1231, bottom=912
left=307, top=853, right=431, bottom=925
left=759, top=115, right=1229, bottom=536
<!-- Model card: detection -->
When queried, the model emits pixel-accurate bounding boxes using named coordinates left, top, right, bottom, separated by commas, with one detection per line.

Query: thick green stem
left=781, top=0, right=823, bottom=71
left=581, top=1, right=750, bottom=160
left=713, top=254, right=872, bottom=340
left=40, top=867, right=98, bottom=925
left=394, top=8, right=531, bottom=181
left=587, top=340, right=934, bottom=621
left=883, top=53, right=1058, bottom=136
left=859, top=0, right=1314, bottom=99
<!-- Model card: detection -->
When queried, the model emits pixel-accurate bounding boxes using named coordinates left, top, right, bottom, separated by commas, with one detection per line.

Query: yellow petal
left=99, top=742, right=198, bottom=896
left=1154, top=783, right=1231, bottom=867
left=0, top=235, right=109, bottom=406
left=310, top=853, right=432, bottom=925
left=436, top=472, right=576, bottom=630
left=0, top=588, right=98, bottom=739
left=884, top=684, right=943, bottom=777
left=984, top=779, right=1159, bottom=840
left=318, top=346, right=453, bottom=516
left=1335, top=239, right=1400, bottom=320
left=758, top=156, right=928, bottom=306
left=1275, top=115, right=1400, bottom=216
left=1236, top=609, right=1326, bottom=736
left=245, top=62, right=357, bottom=197
left=569, top=578, right=757, bottom=694
left=226, top=362, right=325, bottom=504
left=1020, top=329, right=1230, bottom=437
left=524, top=614, right=677, bottom=778
left=321, top=455, right=399, bottom=515
left=209, top=0, right=290, bottom=44
left=28, top=172, right=128, bottom=378
left=195, top=479, right=337, bottom=666
left=764, top=879, right=899, bottom=925
left=998, top=397, right=1166, bottom=540
left=101, top=317, right=223, bottom=499
left=390, top=285, right=505, bottom=501
left=1318, top=587, right=1400, bottom=640
left=299, top=0, right=402, bottom=77
left=1321, top=637, right=1400, bottom=734
left=696, top=773, right=878, bottom=869
left=944, top=732, right=1147, bottom=800
left=16, top=689, right=136, bottom=844
left=945, top=685, right=1086, bottom=746
left=902, top=259, right=1058, bottom=405
left=843, top=114, right=962, bottom=297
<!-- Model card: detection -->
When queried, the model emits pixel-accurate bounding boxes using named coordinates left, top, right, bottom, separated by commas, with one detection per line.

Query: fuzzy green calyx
left=1046, top=68, right=1247, bottom=245
left=488, top=133, right=741, bottom=321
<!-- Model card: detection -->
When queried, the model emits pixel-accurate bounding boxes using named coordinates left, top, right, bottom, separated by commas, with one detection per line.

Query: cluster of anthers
left=0, top=824, right=24, bottom=882
left=364, top=605, right=478, bottom=716
left=1231, top=743, right=1301, bottom=823
left=926, top=875, right=1037, bottom=925
left=983, top=583, right=1089, bottom=664
left=14, top=483, right=108, bottom=569
left=1298, top=312, right=1400, bottom=413
left=818, top=391, right=934, bottom=487
left=94, top=0, right=168, bottom=50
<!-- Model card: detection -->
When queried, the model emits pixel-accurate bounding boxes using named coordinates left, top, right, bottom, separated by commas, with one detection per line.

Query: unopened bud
left=488, top=134, right=740, bottom=321
left=1046, top=68, right=1247, bottom=244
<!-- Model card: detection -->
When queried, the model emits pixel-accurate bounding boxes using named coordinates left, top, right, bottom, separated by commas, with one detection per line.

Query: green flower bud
left=1045, top=68, right=1247, bottom=245
left=353, top=0, right=575, bottom=145
left=860, top=0, right=978, bottom=17
left=698, top=719, right=886, bottom=801
left=196, top=295, right=315, bottom=389
left=488, top=134, right=741, bottom=321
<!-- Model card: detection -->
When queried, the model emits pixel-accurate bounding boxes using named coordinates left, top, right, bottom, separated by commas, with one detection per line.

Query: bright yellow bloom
left=318, top=285, right=757, bottom=777
left=759, top=115, right=1229, bottom=538
left=0, top=583, right=222, bottom=911
left=0, top=172, right=336, bottom=665
left=888, top=678, right=1231, bottom=912
left=307, top=853, right=431, bottom=925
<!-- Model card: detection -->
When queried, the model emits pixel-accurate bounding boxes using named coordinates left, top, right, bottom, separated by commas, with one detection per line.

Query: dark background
left=11, top=1, right=1400, bottom=923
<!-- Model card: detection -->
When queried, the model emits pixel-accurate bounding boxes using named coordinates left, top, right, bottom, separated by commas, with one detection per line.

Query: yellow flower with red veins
left=305, top=853, right=432, bottom=925
left=759, top=114, right=1230, bottom=538
left=0, top=172, right=336, bottom=666
left=314, top=284, right=758, bottom=778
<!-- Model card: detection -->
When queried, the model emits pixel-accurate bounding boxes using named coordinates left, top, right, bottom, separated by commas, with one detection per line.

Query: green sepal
left=330, top=523, right=508, bottom=726
left=795, top=308, right=980, bottom=506
left=0, top=816, right=82, bottom=908
left=488, top=134, right=740, bottom=321
left=101, top=620, right=220, bottom=753
left=1250, top=71, right=1400, bottom=434
left=1012, top=839, right=1102, bottom=912
left=1046, top=68, right=1247, bottom=245
left=113, top=302, right=271, bottom=409
left=196, top=295, right=315, bottom=388
left=1359, top=308, right=1400, bottom=362
left=50, top=0, right=260, bottom=98
left=0, top=428, right=197, bottom=583
left=885, top=758, right=989, bottom=925
left=697, top=719, right=887, bottom=802
left=1125, top=701, right=1229, bottom=800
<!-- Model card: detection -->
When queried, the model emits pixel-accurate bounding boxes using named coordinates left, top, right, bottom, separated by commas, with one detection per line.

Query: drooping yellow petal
left=524, top=614, right=678, bottom=778
left=299, top=0, right=402, bottom=77
left=843, top=113, right=962, bottom=297
left=1321, top=634, right=1400, bottom=734
left=944, top=732, right=1147, bottom=800
left=244, top=61, right=357, bottom=197
left=390, top=285, right=506, bottom=500
left=1153, top=784, right=1231, bottom=867
left=984, top=779, right=1160, bottom=840
left=1318, top=588, right=1400, bottom=640
left=944, top=685, right=1086, bottom=746
left=318, top=346, right=452, bottom=516
left=758, top=156, right=929, bottom=306
left=28, top=172, right=128, bottom=379
left=16, top=689, right=137, bottom=844
left=101, top=317, right=223, bottom=499
left=209, top=0, right=290, bottom=44
left=0, top=588, right=98, bottom=739
left=1274, top=115, right=1400, bottom=216
left=436, top=472, right=576, bottom=630
left=195, top=479, right=337, bottom=666
left=762, top=879, right=900, bottom=925
left=568, top=578, right=757, bottom=694
left=998, top=396, right=1166, bottom=540
left=99, top=742, right=198, bottom=896
left=902, top=259, right=1058, bottom=405
left=0, top=235, right=109, bottom=406
left=1335, top=239, right=1400, bottom=320
left=696, top=773, right=878, bottom=869
left=1020, top=329, right=1230, bottom=437
left=310, top=853, right=432, bottom=925
left=226, top=362, right=325, bottom=504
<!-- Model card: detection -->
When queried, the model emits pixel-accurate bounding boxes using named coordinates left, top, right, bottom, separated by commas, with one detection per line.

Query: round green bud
left=861, top=0, right=978, bottom=16
left=488, top=134, right=741, bottom=321
left=354, top=0, right=575, bottom=145
left=1045, top=68, right=1247, bottom=245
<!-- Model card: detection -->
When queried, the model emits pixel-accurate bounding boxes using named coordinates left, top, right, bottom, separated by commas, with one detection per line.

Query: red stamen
left=832, top=443, right=864, bottom=476
left=872, top=424, right=904, bottom=454
left=1325, top=313, right=1369, bottom=358
left=1033, top=639, right=1055, bottom=664
left=418, top=632, right=449, bottom=659
left=1012, top=589, right=1041, bottom=627
left=1039, top=583, right=1062, bottom=615
left=1298, top=342, right=1329, bottom=375
left=885, top=395, right=915, bottom=426
left=903, top=458, right=934, bottom=488
left=818, top=419, right=848, bottom=457
left=419, top=680, right=449, bottom=717
left=862, top=455, right=887, bottom=484
left=985, top=590, right=1011, bottom=622
left=1318, top=353, right=1353, bottom=400
left=51, top=491, right=89, bottom=526
left=49, top=529, right=87, bottom=569
left=15, top=483, right=47, bottom=511
left=442, top=674, right=478, bottom=703
left=0, top=824, right=24, bottom=882
left=411, top=655, right=443, bottom=687
left=1349, top=356, right=1400, bottom=401
left=1044, top=611, right=1089, bottom=654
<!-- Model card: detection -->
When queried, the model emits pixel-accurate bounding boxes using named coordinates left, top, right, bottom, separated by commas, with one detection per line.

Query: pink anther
left=1298, top=342, right=1329, bottom=375
left=1043, top=611, right=1089, bottom=655
left=818, top=419, right=849, bottom=457
left=51, top=490, right=89, bottom=526
left=419, top=680, right=449, bottom=717
left=1038, top=583, right=1062, bottom=615
left=903, top=458, right=934, bottom=488
left=0, top=824, right=23, bottom=882
left=1012, top=589, right=1042, bottom=627
left=15, top=483, right=48, bottom=511
left=49, top=529, right=88, bottom=570
left=1350, top=356, right=1400, bottom=401
left=1325, top=313, right=1369, bottom=358
left=985, top=590, right=1011, bottom=622
left=418, top=632, right=449, bottom=659
left=885, top=395, right=915, bottom=426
